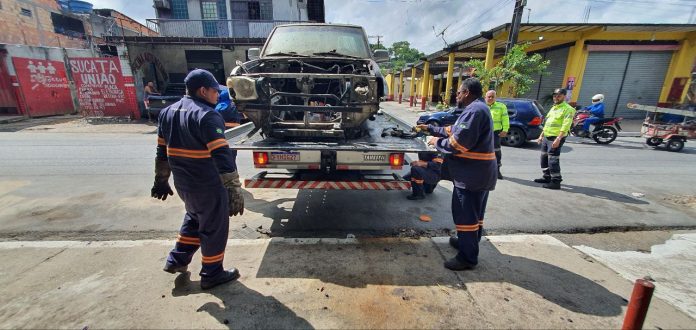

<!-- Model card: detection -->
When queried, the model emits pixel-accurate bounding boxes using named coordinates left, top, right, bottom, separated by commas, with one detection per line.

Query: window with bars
left=230, top=1, right=272, bottom=20
left=201, top=1, right=218, bottom=19
left=171, top=0, right=188, bottom=19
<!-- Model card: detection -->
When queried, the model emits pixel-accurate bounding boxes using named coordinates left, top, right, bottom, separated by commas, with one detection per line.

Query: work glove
left=220, top=171, right=245, bottom=216
left=151, top=159, right=174, bottom=201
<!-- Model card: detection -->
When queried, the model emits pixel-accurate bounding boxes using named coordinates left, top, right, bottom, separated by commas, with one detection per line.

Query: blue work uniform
left=404, top=152, right=443, bottom=195
left=428, top=98, right=497, bottom=265
left=157, top=95, right=237, bottom=279
left=582, top=102, right=605, bottom=131
left=216, top=87, right=243, bottom=128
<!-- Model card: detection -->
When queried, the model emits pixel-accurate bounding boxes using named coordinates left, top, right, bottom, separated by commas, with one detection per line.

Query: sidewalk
left=380, top=101, right=644, bottom=137
left=0, top=235, right=693, bottom=328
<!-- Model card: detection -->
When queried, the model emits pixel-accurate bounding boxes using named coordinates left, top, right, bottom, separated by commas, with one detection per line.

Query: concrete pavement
left=1, top=235, right=694, bottom=329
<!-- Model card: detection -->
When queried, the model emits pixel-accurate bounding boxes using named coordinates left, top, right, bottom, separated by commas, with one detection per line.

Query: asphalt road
left=1, top=120, right=695, bottom=241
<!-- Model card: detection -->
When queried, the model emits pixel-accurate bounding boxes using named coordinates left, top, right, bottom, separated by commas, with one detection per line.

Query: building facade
left=149, top=0, right=325, bottom=38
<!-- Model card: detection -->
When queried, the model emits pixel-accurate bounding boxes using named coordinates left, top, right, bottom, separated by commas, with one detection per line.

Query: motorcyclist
left=580, top=94, right=605, bottom=136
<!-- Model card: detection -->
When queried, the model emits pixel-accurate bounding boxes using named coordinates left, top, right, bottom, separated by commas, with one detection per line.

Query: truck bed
left=225, top=112, right=431, bottom=153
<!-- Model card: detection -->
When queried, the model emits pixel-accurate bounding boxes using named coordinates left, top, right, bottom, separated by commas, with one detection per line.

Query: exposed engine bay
left=228, top=57, right=386, bottom=140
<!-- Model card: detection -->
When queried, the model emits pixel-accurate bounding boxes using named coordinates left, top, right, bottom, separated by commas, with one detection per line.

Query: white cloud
left=88, top=0, right=156, bottom=25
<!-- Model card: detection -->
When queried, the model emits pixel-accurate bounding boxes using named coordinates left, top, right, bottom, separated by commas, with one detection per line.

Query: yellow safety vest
left=542, top=102, right=576, bottom=136
left=488, top=101, right=509, bottom=132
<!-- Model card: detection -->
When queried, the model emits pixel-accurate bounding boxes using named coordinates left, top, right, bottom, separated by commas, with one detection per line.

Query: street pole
left=506, top=0, right=526, bottom=55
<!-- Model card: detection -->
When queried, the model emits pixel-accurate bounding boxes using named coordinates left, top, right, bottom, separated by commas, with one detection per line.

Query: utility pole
left=506, top=0, right=526, bottom=55
left=368, top=35, right=384, bottom=48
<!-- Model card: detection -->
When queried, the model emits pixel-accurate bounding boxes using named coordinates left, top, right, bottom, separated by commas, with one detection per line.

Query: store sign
left=69, top=57, right=131, bottom=116
left=12, top=57, right=73, bottom=116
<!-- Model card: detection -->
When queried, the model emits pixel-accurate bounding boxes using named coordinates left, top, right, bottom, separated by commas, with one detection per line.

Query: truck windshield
left=263, top=25, right=370, bottom=59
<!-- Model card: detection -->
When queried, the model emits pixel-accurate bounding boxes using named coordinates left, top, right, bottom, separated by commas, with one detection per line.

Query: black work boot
left=163, top=262, right=188, bottom=274
left=542, top=181, right=561, bottom=190
left=497, top=168, right=504, bottom=180
left=200, top=268, right=241, bottom=290
left=534, top=177, right=551, bottom=183
left=449, top=236, right=458, bottom=249
left=444, top=257, right=476, bottom=271
left=407, top=183, right=426, bottom=200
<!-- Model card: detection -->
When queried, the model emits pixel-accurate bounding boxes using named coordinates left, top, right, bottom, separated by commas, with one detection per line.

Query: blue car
left=416, top=98, right=545, bottom=147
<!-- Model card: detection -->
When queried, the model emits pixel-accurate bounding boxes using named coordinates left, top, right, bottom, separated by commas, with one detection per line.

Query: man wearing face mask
left=417, top=78, right=497, bottom=271
left=151, top=69, right=245, bottom=290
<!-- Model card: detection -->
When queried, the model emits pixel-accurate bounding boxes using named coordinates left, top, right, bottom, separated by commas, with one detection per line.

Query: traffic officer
left=534, top=88, right=576, bottom=190
left=484, top=90, right=509, bottom=179
left=418, top=78, right=497, bottom=271
left=151, top=69, right=245, bottom=290
left=404, top=152, right=444, bottom=200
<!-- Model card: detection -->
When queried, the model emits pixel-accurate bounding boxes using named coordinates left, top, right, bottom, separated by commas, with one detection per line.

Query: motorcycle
left=570, top=109, right=623, bottom=144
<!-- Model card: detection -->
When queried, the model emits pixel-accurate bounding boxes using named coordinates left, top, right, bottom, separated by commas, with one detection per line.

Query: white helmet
left=592, top=94, right=605, bottom=105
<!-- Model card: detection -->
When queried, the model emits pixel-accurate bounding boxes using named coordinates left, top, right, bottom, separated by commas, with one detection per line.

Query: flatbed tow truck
left=225, top=111, right=431, bottom=190
left=223, top=23, right=432, bottom=190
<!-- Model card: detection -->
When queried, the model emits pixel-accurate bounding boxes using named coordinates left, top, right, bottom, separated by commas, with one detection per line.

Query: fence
left=146, top=19, right=302, bottom=38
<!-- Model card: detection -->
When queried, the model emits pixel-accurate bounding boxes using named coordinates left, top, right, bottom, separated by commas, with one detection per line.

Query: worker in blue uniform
left=216, top=86, right=244, bottom=128
left=404, top=152, right=443, bottom=200
left=417, top=78, right=497, bottom=271
left=151, top=69, right=245, bottom=290
left=581, top=93, right=605, bottom=136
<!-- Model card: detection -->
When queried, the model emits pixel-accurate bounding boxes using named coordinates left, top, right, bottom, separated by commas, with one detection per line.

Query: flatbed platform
left=224, top=112, right=431, bottom=153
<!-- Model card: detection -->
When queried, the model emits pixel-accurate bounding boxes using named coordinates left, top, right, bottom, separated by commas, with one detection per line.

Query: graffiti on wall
left=12, top=58, right=73, bottom=117
left=131, top=52, right=170, bottom=83
left=69, top=57, right=135, bottom=117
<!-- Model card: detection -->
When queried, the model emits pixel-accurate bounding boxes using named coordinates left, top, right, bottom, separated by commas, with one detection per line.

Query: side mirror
left=373, top=49, right=389, bottom=63
left=248, top=48, right=260, bottom=61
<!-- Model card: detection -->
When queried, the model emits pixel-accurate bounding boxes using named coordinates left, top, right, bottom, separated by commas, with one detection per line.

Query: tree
left=379, top=41, right=425, bottom=71
left=369, top=43, right=386, bottom=51
left=465, top=43, right=549, bottom=97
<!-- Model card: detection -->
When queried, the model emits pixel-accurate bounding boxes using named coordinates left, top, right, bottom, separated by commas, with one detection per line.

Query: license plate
left=270, top=152, right=300, bottom=162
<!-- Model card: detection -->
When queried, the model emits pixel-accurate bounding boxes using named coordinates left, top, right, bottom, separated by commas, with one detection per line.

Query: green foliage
left=465, top=43, right=549, bottom=97
left=380, top=41, right=425, bottom=71
left=369, top=43, right=386, bottom=51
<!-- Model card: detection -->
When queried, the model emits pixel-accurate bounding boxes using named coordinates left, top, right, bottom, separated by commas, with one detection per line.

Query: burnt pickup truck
left=225, top=24, right=431, bottom=191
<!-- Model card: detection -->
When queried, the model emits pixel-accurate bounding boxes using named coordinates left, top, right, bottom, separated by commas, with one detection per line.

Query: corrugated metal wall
left=578, top=51, right=672, bottom=118
left=522, top=46, right=570, bottom=108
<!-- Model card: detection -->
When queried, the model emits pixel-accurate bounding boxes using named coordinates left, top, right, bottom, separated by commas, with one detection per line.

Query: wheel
left=666, top=139, right=684, bottom=152
left=645, top=137, right=662, bottom=146
left=592, top=126, right=618, bottom=144
left=502, top=127, right=526, bottom=148
left=426, top=120, right=440, bottom=127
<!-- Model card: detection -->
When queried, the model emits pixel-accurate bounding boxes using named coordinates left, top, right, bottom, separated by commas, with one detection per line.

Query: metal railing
left=146, top=19, right=304, bottom=38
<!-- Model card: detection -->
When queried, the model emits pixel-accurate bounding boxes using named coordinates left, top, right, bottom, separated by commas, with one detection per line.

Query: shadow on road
left=505, top=177, right=649, bottom=205
left=241, top=188, right=453, bottom=238
left=254, top=239, right=625, bottom=317
left=171, top=272, right=313, bottom=329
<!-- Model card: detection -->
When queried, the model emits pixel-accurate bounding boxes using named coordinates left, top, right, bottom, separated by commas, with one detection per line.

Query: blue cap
left=184, top=69, right=220, bottom=92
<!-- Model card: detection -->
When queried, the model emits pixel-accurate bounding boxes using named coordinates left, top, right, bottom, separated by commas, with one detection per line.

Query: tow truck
left=224, top=23, right=431, bottom=190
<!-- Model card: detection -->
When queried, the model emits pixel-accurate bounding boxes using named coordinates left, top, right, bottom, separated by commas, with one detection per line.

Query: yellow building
left=406, top=23, right=695, bottom=118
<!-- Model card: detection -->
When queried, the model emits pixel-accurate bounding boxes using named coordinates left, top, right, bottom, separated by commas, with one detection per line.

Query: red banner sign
left=69, top=57, right=134, bottom=117
left=12, top=57, right=73, bottom=117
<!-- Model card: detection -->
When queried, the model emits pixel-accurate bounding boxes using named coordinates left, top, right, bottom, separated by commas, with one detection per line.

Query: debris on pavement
left=419, top=214, right=432, bottom=222
left=632, top=192, right=645, bottom=198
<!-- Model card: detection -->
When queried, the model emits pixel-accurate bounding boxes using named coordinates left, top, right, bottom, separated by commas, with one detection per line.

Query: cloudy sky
left=92, top=0, right=695, bottom=53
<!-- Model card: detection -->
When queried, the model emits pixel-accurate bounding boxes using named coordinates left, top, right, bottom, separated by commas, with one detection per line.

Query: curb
left=0, top=116, right=27, bottom=124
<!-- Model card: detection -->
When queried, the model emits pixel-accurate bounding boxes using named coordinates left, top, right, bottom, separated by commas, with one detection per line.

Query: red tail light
left=528, top=116, right=543, bottom=126
left=253, top=152, right=269, bottom=167
left=389, top=153, right=404, bottom=169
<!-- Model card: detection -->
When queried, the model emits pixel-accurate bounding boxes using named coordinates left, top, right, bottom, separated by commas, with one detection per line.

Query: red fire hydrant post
left=622, top=279, right=655, bottom=330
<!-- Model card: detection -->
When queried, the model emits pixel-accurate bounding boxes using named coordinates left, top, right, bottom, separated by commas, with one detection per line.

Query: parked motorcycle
left=570, top=109, right=623, bottom=144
